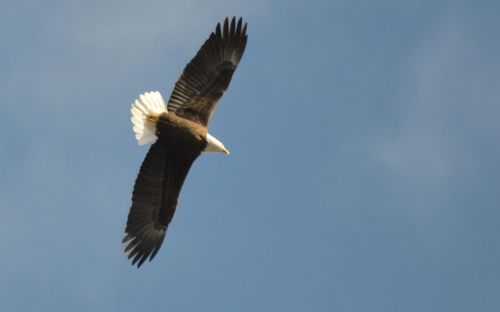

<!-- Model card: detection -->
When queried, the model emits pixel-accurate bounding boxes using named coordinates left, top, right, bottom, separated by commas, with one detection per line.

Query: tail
left=130, top=91, right=167, bottom=145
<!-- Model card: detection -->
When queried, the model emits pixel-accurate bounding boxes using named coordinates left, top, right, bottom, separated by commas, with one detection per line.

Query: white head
left=205, top=133, right=230, bottom=154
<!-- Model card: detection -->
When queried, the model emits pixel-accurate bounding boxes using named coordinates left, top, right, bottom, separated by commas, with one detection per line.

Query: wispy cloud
left=375, top=9, right=500, bottom=185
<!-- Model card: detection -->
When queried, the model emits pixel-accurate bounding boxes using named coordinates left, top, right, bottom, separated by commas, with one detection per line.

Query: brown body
left=156, top=113, right=208, bottom=152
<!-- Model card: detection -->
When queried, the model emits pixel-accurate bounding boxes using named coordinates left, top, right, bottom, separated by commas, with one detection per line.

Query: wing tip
left=215, top=17, right=247, bottom=38
left=123, top=229, right=166, bottom=268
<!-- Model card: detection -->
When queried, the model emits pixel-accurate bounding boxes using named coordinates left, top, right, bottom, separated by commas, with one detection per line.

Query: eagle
left=123, top=17, right=248, bottom=267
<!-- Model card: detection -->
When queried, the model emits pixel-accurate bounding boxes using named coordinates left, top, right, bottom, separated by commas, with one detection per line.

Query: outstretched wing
left=167, top=17, right=248, bottom=126
left=123, top=141, right=200, bottom=267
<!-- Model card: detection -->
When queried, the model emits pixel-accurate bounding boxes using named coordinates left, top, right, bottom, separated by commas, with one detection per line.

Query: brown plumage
left=167, top=17, right=247, bottom=126
left=123, top=17, right=248, bottom=267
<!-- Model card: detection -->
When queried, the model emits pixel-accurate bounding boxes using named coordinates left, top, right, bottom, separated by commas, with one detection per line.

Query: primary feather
left=167, top=17, right=248, bottom=126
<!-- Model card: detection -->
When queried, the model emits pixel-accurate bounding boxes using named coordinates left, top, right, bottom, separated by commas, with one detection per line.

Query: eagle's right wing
left=166, top=17, right=248, bottom=127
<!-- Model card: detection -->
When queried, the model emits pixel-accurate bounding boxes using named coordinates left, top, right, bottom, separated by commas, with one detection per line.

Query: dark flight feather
left=123, top=141, right=200, bottom=267
left=167, top=17, right=248, bottom=126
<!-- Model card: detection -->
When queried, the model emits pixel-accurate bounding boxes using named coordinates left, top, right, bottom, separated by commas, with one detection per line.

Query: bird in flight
left=123, top=17, right=248, bottom=267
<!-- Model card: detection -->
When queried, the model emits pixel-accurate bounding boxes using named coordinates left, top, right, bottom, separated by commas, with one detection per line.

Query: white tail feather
left=130, top=91, right=167, bottom=145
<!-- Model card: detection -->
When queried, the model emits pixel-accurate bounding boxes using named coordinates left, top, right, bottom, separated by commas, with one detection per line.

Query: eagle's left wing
left=123, top=141, right=200, bottom=267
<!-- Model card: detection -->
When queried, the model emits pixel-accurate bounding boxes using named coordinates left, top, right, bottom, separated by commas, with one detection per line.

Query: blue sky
left=1, top=0, right=499, bottom=311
